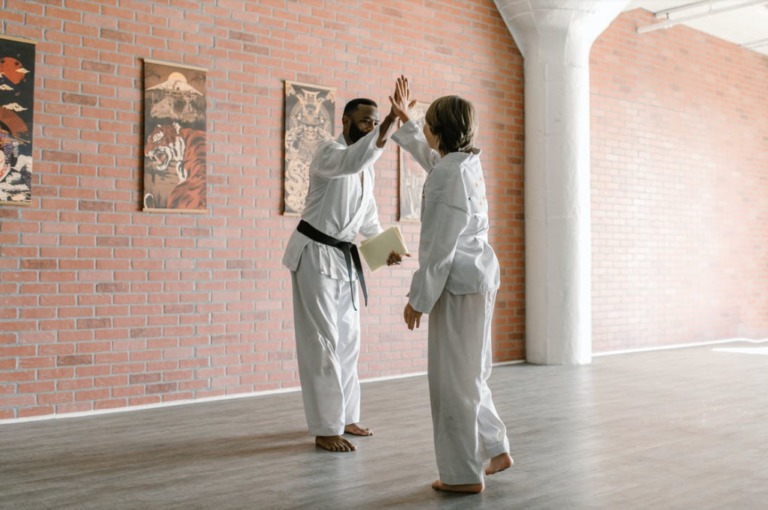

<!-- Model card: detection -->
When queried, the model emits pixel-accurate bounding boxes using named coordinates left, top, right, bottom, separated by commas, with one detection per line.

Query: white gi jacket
left=392, top=120, right=500, bottom=314
left=282, top=126, right=384, bottom=280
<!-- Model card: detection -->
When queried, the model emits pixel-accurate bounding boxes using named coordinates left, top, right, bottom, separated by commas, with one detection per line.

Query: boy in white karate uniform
left=389, top=78, right=513, bottom=493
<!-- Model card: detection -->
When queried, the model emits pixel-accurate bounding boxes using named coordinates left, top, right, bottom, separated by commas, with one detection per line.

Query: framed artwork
left=283, top=80, right=335, bottom=216
left=0, top=35, right=35, bottom=207
left=142, top=59, right=207, bottom=214
left=399, top=101, right=430, bottom=222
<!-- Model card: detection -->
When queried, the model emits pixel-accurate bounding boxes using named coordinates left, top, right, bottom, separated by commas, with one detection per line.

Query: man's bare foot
left=344, top=423, right=373, bottom=436
left=485, top=452, right=514, bottom=475
left=315, top=435, right=356, bottom=452
left=431, top=480, right=484, bottom=493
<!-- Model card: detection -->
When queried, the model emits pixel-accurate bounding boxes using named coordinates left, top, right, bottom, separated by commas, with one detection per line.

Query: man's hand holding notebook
left=359, top=226, right=410, bottom=272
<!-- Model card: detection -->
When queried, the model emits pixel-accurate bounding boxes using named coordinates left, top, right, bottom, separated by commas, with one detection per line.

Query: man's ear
left=341, top=115, right=351, bottom=131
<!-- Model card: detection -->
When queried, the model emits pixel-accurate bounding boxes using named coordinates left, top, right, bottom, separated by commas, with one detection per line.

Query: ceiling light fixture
left=638, top=0, right=768, bottom=34
left=740, top=37, right=768, bottom=48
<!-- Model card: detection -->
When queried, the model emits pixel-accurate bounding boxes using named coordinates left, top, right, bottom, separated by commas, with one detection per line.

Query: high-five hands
left=389, top=75, right=417, bottom=124
left=386, top=77, right=401, bottom=122
left=404, top=303, right=423, bottom=331
left=378, top=76, right=409, bottom=148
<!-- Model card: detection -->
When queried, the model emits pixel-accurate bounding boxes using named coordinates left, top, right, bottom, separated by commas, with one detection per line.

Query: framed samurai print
left=283, top=80, right=336, bottom=216
left=142, top=59, right=207, bottom=214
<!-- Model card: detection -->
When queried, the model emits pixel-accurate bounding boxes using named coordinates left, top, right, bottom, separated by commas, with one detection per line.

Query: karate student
left=282, top=88, right=403, bottom=453
left=389, top=78, right=513, bottom=493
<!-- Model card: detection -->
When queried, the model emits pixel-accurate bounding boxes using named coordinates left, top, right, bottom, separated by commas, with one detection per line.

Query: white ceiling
left=626, top=0, right=768, bottom=56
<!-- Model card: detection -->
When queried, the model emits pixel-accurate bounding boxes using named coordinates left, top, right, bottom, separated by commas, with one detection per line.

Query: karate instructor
left=282, top=80, right=408, bottom=452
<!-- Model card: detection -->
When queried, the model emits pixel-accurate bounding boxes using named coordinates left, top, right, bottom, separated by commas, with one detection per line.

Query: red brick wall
left=0, top=0, right=525, bottom=419
left=590, top=9, right=768, bottom=352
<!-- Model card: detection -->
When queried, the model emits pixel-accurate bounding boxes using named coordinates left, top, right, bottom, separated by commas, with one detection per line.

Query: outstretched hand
left=389, top=75, right=417, bottom=124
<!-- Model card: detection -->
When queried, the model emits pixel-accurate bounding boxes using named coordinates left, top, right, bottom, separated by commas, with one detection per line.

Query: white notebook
left=359, top=226, right=409, bottom=272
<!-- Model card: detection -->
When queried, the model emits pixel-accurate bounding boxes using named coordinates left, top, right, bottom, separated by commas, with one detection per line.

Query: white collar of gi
left=442, top=147, right=482, bottom=163
left=336, top=132, right=348, bottom=147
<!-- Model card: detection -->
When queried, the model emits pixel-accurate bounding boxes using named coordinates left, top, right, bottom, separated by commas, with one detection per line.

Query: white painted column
left=494, top=0, right=630, bottom=365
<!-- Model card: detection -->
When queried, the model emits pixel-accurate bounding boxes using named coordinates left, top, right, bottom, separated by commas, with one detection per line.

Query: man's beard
left=348, top=122, right=366, bottom=144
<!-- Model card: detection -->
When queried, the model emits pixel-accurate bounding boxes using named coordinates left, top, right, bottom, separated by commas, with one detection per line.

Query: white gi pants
left=428, top=289, right=510, bottom=485
left=291, top=245, right=361, bottom=436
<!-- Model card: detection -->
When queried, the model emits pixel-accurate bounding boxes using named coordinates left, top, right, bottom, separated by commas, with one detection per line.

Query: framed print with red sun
left=0, top=35, right=36, bottom=207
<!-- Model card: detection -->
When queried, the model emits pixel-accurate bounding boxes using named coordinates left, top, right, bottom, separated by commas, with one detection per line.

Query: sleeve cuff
left=408, top=297, right=433, bottom=315
left=361, top=225, right=384, bottom=240
left=392, top=119, right=420, bottom=146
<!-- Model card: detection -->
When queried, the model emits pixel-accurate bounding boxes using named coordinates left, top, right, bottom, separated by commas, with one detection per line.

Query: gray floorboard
left=1, top=341, right=766, bottom=509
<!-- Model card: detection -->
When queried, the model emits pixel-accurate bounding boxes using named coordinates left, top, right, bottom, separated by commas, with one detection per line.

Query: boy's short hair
left=425, top=95, right=478, bottom=155
left=343, top=98, right=377, bottom=118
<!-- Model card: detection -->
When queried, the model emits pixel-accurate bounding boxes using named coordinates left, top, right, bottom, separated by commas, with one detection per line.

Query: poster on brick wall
left=399, top=101, right=430, bottom=222
left=142, top=59, right=207, bottom=214
left=283, top=80, right=335, bottom=216
left=0, top=35, right=35, bottom=207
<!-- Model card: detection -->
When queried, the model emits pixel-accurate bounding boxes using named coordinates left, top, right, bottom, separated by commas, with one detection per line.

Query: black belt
left=297, top=220, right=368, bottom=311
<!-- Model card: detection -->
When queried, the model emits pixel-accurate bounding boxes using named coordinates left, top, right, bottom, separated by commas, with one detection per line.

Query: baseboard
left=593, top=337, right=768, bottom=357
left=0, top=385, right=303, bottom=426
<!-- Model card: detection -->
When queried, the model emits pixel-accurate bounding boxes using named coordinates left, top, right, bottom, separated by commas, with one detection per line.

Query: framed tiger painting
left=0, top=35, right=35, bottom=207
left=142, top=59, right=207, bottom=214
left=283, top=80, right=336, bottom=216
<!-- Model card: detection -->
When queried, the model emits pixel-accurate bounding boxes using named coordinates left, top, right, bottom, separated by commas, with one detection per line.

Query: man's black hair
left=343, top=98, right=377, bottom=118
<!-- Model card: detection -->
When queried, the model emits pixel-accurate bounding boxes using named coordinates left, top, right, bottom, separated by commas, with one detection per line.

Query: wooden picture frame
left=142, top=59, right=208, bottom=214
left=0, top=35, right=36, bottom=207
left=283, top=80, right=336, bottom=216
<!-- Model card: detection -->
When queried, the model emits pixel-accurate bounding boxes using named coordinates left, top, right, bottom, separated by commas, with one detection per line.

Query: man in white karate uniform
left=283, top=94, right=402, bottom=452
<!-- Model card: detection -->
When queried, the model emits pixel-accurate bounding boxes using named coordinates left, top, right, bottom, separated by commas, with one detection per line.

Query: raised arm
left=392, top=120, right=441, bottom=173
left=375, top=93, right=399, bottom=149
left=311, top=126, right=384, bottom=179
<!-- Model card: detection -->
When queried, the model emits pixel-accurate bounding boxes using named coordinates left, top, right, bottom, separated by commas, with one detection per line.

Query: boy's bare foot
left=431, top=480, right=484, bottom=493
left=344, top=423, right=373, bottom=436
left=485, top=452, right=514, bottom=475
left=315, top=435, right=356, bottom=452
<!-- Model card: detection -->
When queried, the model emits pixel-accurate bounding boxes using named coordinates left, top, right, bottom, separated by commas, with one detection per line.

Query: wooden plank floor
left=1, top=341, right=767, bottom=510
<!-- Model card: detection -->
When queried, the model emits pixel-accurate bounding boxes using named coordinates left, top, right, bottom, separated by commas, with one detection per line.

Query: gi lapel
left=335, top=167, right=370, bottom=241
